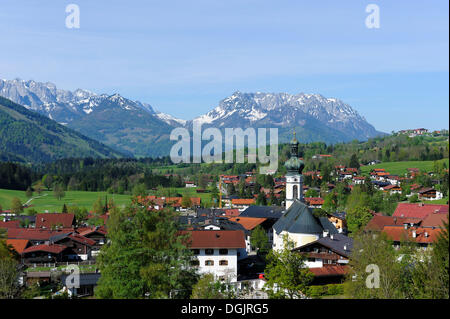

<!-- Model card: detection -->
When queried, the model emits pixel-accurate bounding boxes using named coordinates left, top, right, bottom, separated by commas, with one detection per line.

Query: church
left=272, top=132, right=338, bottom=250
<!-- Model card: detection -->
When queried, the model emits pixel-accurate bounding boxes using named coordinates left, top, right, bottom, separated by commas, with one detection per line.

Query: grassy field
left=0, top=189, right=132, bottom=213
left=0, top=186, right=214, bottom=213
left=361, top=159, right=449, bottom=176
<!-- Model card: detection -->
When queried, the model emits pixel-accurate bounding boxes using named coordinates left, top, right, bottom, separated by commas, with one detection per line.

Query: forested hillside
left=0, top=96, right=124, bottom=163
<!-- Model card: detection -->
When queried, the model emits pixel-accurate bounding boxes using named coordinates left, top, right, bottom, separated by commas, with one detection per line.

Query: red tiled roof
left=7, top=228, right=72, bottom=241
left=305, top=197, right=325, bottom=205
left=421, top=213, right=449, bottom=228
left=6, top=239, right=30, bottom=254
left=181, top=230, right=246, bottom=249
left=365, top=215, right=420, bottom=232
left=228, top=217, right=267, bottom=231
left=231, top=199, right=255, bottom=206
left=382, top=226, right=442, bottom=244
left=35, top=213, right=75, bottom=229
left=62, top=233, right=96, bottom=246
left=0, top=220, right=20, bottom=229
left=309, top=265, right=349, bottom=277
left=222, top=209, right=240, bottom=217
left=393, top=203, right=449, bottom=219
left=383, top=185, right=401, bottom=190
left=77, top=226, right=107, bottom=237
left=22, top=244, right=68, bottom=255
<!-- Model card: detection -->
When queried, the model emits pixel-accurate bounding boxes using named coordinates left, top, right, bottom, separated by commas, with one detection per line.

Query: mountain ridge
left=0, top=78, right=385, bottom=158
left=0, top=95, right=125, bottom=163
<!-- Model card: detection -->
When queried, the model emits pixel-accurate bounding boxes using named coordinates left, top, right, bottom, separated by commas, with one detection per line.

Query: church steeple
left=284, top=130, right=304, bottom=209
left=284, top=129, right=304, bottom=174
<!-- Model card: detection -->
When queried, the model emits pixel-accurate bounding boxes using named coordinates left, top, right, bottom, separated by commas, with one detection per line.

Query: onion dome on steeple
left=284, top=129, right=304, bottom=174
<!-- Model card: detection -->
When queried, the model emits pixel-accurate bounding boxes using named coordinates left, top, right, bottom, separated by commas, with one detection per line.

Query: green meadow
left=0, top=189, right=132, bottom=214
left=360, top=159, right=449, bottom=176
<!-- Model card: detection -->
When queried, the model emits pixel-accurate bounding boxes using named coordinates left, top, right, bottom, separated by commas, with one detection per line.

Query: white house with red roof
left=182, top=230, right=246, bottom=282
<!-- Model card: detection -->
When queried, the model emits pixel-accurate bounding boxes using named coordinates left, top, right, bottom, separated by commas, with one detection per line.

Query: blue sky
left=0, top=0, right=448, bottom=132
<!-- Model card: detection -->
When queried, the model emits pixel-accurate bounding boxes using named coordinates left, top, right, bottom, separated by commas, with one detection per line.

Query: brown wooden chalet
left=21, top=244, right=71, bottom=263
left=49, top=232, right=96, bottom=261
left=77, top=226, right=108, bottom=251
left=292, top=233, right=353, bottom=284
left=417, top=187, right=438, bottom=200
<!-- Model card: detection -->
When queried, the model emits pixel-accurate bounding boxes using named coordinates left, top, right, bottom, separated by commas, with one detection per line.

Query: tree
left=10, top=197, right=23, bottom=215
left=0, top=258, right=21, bottom=299
left=264, top=235, right=314, bottom=299
left=411, top=217, right=449, bottom=298
left=95, top=206, right=197, bottom=299
left=132, top=183, right=147, bottom=198
left=53, top=184, right=65, bottom=200
left=256, top=191, right=267, bottom=206
left=181, top=196, right=192, bottom=208
left=305, top=188, right=319, bottom=198
left=190, top=274, right=234, bottom=299
left=68, top=206, right=88, bottom=225
left=92, top=197, right=105, bottom=216
left=250, top=225, right=270, bottom=254
left=345, top=231, right=417, bottom=299
left=25, top=187, right=33, bottom=198
left=408, top=194, right=420, bottom=203
left=42, top=174, right=53, bottom=191
left=349, top=154, right=360, bottom=170
left=346, top=205, right=373, bottom=235
left=62, top=204, right=68, bottom=214
left=33, top=182, right=44, bottom=195
left=322, top=192, right=337, bottom=213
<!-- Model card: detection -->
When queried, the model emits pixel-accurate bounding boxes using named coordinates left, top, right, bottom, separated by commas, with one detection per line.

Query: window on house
left=205, top=249, right=214, bottom=255
left=192, top=249, right=200, bottom=255
left=190, top=260, right=200, bottom=266
left=205, top=260, right=214, bottom=266
left=219, top=249, right=228, bottom=255
left=219, top=260, right=228, bottom=266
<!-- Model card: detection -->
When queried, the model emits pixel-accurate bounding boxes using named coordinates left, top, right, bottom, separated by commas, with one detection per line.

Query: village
left=1, top=132, right=448, bottom=299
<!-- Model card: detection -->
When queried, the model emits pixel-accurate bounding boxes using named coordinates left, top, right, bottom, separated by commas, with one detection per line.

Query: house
left=382, top=226, right=443, bottom=250
left=49, top=232, right=96, bottom=261
left=182, top=230, right=247, bottom=282
left=7, top=228, right=73, bottom=246
left=365, top=215, right=421, bottom=232
left=308, top=265, right=350, bottom=285
left=382, top=184, right=402, bottom=195
left=198, top=217, right=252, bottom=253
left=231, top=198, right=255, bottom=211
left=327, top=212, right=347, bottom=234
left=417, top=187, right=443, bottom=201
left=35, top=213, right=75, bottom=229
left=392, top=203, right=448, bottom=219
left=60, top=273, right=101, bottom=297
left=21, top=244, right=71, bottom=263
left=352, top=176, right=366, bottom=185
left=77, top=226, right=108, bottom=255
left=304, top=197, right=324, bottom=209
left=387, top=175, right=401, bottom=186
left=293, top=233, right=353, bottom=268
left=185, top=181, right=197, bottom=188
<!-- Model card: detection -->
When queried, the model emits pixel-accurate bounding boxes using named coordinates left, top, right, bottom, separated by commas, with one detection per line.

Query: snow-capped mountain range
left=190, top=91, right=379, bottom=141
left=0, top=78, right=383, bottom=157
left=0, top=78, right=180, bottom=125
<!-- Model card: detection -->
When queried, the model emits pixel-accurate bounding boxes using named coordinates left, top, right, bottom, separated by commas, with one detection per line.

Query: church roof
left=273, top=200, right=338, bottom=235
